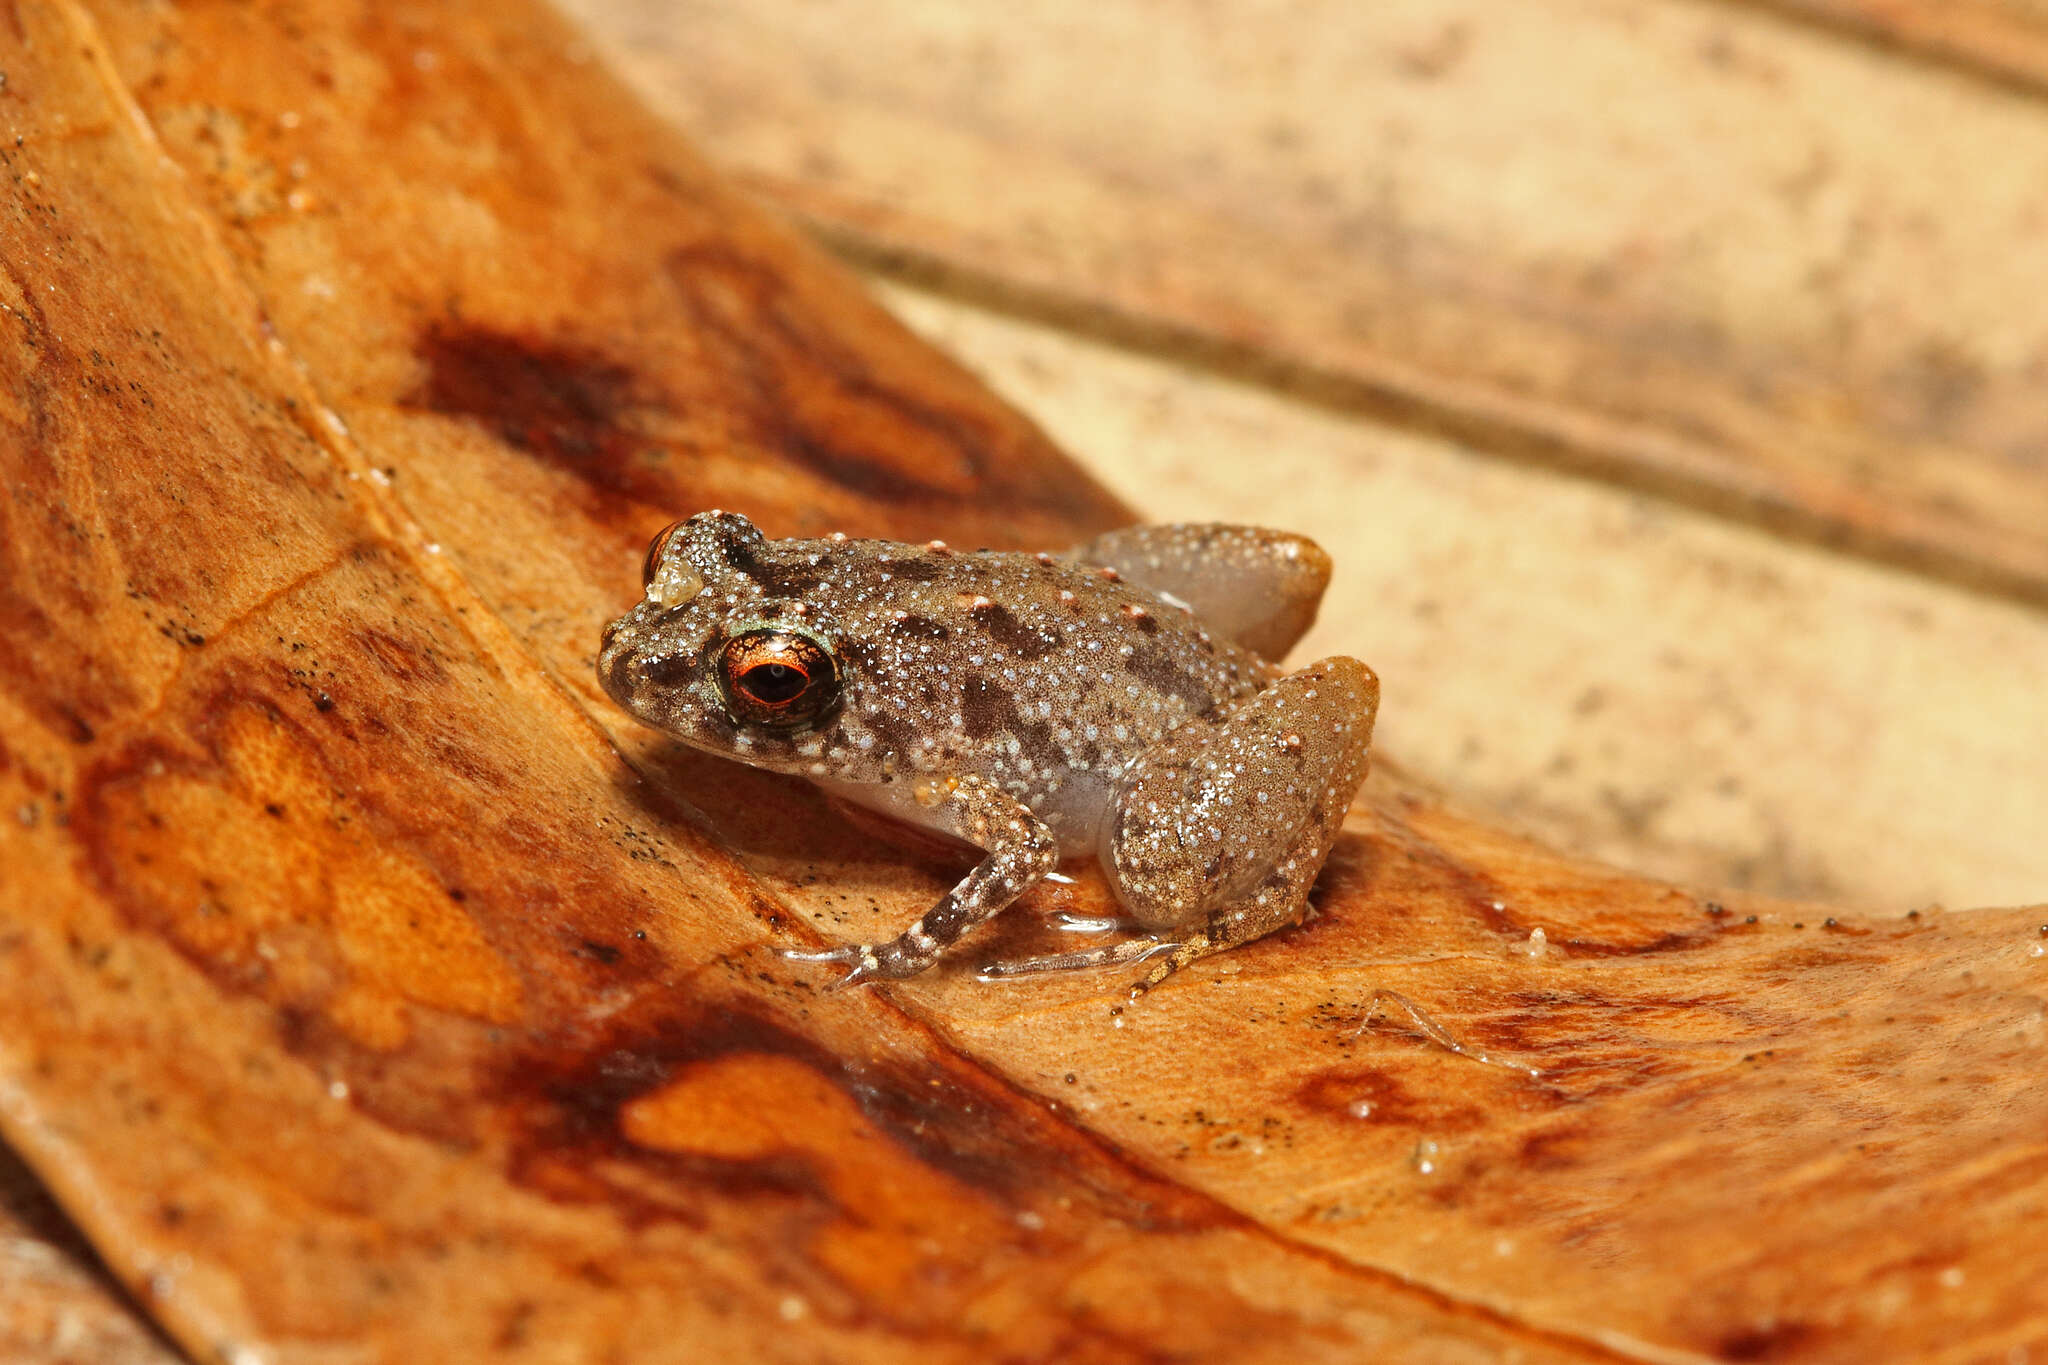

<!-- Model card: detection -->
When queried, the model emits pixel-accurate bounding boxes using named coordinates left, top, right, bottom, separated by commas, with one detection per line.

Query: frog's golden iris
left=717, top=628, right=840, bottom=729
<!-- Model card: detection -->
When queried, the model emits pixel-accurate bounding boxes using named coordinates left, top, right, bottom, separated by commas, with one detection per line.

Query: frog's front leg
left=786, top=775, right=1057, bottom=988
left=1070, top=524, right=1332, bottom=660
left=985, top=657, right=1377, bottom=996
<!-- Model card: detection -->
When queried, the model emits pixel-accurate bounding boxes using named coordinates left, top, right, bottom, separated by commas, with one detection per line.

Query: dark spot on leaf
left=406, top=326, right=654, bottom=509
left=1718, top=1320, right=1817, bottom=1362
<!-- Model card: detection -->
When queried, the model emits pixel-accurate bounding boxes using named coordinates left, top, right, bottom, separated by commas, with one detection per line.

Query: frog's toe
left=978, top=936, right=1175, bottom=981
left=1125, top=933, right=1219, bottom=1001
left=781, top=943, right=886, bottom=990
left=1127, top=961, right=1174, bottom=1001
left=780, top=944, right=863, bottom=964
left=822, top=960, right=884, bottom=992
left=1127, top=965, right=1175, bottom=1001
left=1051, top=911, right=1141, bottom=934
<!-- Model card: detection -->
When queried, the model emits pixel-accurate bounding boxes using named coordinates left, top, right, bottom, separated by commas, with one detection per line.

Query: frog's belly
left=816, top=770, right=1116, bottom=858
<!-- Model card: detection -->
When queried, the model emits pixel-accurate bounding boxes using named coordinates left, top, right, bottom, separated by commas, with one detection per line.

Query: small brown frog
left=597, top=512, right=1377, bottom=996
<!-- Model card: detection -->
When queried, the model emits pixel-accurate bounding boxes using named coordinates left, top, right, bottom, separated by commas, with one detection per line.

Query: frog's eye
left=641, top=522, right=704, bottom=607
left=642, top=522, right=684, bottom=589
left=717, top=629, right=840, bottom=730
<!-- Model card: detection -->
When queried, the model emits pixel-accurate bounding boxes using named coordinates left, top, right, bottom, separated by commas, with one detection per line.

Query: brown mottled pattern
left=600, top=512, right=1377, bottom=989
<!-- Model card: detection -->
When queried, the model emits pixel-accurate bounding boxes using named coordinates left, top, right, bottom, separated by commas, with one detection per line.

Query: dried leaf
left=0, top=1145, right=179, bottom=1365
left=1, top=2, right=2043, bottom=1362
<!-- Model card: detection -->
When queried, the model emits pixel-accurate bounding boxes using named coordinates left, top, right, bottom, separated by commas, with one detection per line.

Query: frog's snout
left=595, top=622, right=642, bottom=706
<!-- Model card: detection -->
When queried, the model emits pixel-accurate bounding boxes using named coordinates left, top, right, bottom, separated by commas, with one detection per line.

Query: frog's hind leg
left=1067, top=524, right=1331, bottom=660
left=1124, top=817, right=1332, bottom=997
left=1106, top=656, right=1378, bottom=998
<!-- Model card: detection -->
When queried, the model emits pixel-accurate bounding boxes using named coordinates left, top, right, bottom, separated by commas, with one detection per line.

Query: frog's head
left=597, top=512, right=846, bottom=767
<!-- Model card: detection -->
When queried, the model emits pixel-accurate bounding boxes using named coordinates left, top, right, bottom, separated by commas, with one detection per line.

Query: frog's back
left=743, top=532, right=1271, bottom=842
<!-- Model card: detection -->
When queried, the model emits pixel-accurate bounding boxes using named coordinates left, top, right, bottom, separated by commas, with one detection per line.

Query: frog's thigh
left=1070, top=524, right=1332, bottom=660
left=1107, top=657, right=1378, bottom=936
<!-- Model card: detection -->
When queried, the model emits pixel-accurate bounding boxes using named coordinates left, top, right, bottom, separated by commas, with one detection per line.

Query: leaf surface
left=0, top=2, right=2042, bottom=1362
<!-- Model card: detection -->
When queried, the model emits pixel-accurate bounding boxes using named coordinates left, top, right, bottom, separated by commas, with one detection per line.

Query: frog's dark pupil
left=743, top=662, right=807, bottom=704
left=719, top=629, right=839, bottom=729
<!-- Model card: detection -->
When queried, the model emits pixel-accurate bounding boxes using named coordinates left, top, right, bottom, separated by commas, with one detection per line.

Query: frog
left=596, top=510, right=1378, bottom=997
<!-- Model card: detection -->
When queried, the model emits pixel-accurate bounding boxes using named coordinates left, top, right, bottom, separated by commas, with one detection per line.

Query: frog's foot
left=977, top=935, right=1177, bottom=981
left=781, top=938, right=944, bottom=990
left=1124, top=840, right=1329, bottom=1000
